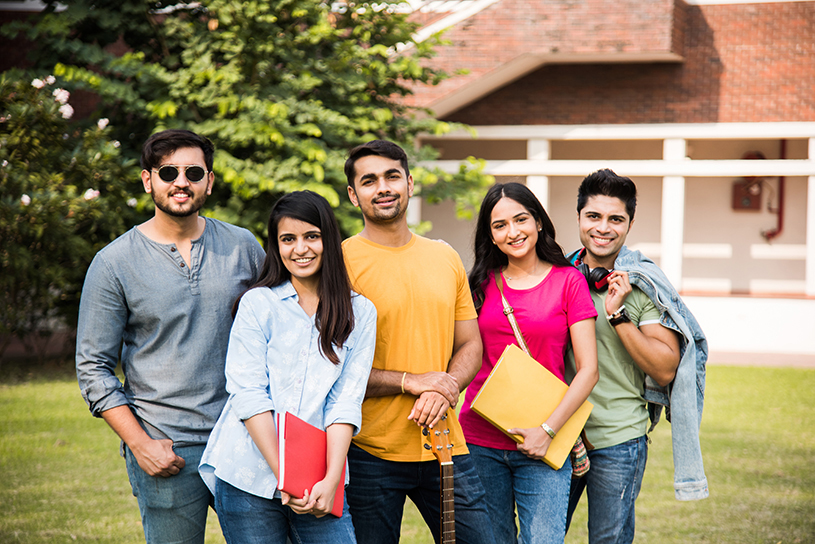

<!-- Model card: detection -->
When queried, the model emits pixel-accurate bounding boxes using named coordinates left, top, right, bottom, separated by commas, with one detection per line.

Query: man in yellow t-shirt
left=342, top=140, right=496, bottom=544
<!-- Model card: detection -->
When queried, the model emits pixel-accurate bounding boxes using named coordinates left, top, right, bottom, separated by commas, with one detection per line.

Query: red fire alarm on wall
left=732, top=179, right=762, bottom=211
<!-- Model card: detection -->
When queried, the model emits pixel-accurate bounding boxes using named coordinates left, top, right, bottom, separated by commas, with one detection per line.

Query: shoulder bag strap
left=494, top=270, right=531, bottom=355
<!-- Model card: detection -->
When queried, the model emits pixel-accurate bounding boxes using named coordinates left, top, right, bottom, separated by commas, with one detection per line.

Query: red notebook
left=276, top=411, right=346, bottom=518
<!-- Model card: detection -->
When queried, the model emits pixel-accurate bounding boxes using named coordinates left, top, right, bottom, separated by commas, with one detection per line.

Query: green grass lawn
left=1, top=363, right=813, bottom=543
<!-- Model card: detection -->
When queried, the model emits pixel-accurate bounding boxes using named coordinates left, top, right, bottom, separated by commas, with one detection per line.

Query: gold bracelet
left=541, top=422, right=556, bottom=439
left=401, top=372, right=407, bottom=394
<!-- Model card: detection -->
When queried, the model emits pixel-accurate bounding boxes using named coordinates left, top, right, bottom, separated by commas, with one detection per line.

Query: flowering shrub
left=0, top=73, right=142, bottom=359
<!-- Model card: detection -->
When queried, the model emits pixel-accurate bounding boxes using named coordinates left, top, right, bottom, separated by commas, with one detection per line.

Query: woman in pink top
left=459, top=182, right=598, bottom=544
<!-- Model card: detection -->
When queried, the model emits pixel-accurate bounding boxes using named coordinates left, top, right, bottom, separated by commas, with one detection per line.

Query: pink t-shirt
left=459, top=265, right=597, bottom=450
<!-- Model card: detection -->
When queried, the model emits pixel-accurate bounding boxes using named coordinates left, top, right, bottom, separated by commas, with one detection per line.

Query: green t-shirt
left=566, top=286, right=661, bottom=450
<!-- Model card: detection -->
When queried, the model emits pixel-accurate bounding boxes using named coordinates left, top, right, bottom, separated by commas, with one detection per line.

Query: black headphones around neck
left=575, top=249, right=614, bottom=292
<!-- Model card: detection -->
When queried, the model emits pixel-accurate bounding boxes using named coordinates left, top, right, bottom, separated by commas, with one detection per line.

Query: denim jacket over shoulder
left=613, top=246, right=709, bottom=501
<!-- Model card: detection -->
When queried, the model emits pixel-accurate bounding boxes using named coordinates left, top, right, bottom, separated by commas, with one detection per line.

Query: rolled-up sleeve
left=225, top=291, right=276, bottom=421
left=323, top=296, right=377, bottom=435
left=75, top=254, right=129, bottom=417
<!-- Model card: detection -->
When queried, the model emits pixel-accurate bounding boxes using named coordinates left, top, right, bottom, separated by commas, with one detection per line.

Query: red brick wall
left=425, top=1, right=815, bottom=124
left=409, top=0, right=679, bottom=108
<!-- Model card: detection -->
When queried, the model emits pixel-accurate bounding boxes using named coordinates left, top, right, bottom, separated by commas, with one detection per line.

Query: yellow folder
left=470, top=344, right=593, bottom=470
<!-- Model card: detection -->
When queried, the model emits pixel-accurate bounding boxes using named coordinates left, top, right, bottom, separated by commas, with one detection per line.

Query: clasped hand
left=281, top=478, right=337, bottom=518
left=405, top=371, right=459, bottom=429
left=509, top=426, right=552, bottom=460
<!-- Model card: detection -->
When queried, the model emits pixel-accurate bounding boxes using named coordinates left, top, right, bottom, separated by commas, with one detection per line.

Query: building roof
left=404, top=0, right=815, bottom=124
left=404, top=0, right=685, bottom=117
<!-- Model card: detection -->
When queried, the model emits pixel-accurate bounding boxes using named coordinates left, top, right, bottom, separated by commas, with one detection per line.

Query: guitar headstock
left=423, top=413, right=453, bottom=464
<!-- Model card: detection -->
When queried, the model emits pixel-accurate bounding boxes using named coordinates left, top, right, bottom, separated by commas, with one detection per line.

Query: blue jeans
left=566, top=436, right=648, bottom=544
left=214, top=478, right=356, bottom=544
left=124, top=443, right=213, bottom=544
left=345, top=444, right=496, bottom=544
left=469, top=444, right=571, bottom=544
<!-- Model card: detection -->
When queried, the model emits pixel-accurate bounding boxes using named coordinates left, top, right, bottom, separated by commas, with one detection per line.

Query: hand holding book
left=507, top=426, right=553, bottom=460
left=276, top=412, right=348, bottom=518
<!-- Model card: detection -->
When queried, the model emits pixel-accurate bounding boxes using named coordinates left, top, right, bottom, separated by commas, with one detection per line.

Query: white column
left=407, top=196, right=422, bottom=227
left=806, top=138, right=815, bottom=295
left=661, top=139, right=687, bottom=289
left=527, top=139, right=550, bottom=210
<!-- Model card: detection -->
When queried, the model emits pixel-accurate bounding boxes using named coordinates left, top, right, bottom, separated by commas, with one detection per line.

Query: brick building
left=406, top=0, right=815, bottom=363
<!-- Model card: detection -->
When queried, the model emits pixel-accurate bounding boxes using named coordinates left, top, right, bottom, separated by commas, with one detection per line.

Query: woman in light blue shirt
left=200, top=191, right=376, bottom=544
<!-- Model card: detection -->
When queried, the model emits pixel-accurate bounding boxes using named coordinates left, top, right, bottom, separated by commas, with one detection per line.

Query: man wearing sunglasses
left=76, top=129, right=265, bottom=544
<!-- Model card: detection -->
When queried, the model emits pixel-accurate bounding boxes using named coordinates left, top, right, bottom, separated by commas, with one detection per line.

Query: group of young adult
left=76, top=129, right=707, bottom=544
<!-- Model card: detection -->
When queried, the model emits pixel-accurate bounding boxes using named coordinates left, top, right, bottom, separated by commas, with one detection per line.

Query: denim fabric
left=566, top=436, right=647, bottom=544
left=567, top=247, right=708, bottom=500
left=214, top=478, right=356, bottom=544
left=76, top=219, right=265, bottom=446
left=199, top=284, right=376, bottom=499
left=346, top=444, right=496, bottom=544
left=125, top=444, right=213, bottom=544
left=468, top=444, right=571, bottom=544
left=613, top=246, right=709, bottom=500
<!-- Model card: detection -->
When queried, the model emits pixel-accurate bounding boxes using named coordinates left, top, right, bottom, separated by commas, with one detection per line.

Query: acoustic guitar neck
left=424, top=413, right=456, bottom=544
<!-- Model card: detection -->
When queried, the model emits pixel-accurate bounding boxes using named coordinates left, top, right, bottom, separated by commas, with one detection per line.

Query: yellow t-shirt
left=343, top=234, right=477, bottom=462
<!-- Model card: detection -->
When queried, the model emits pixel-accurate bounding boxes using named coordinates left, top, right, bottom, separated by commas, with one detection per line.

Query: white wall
left=685, top=296, right=815, bottom=359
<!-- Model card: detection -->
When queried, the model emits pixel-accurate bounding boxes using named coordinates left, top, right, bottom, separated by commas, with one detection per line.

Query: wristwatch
left=606, top=305, right=631, bottom=327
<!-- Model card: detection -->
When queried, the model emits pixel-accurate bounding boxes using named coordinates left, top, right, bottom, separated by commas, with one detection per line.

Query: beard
left=151, top=188, right=208, bottom=218
left=363, top=194, right=406, bottom=224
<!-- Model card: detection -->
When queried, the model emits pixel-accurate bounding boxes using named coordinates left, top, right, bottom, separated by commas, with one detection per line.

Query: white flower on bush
left=59, top=104, right=74, bottom=120
left=127, top=198, right=138, bottom=208
left=53, top=88, right=70, bottom=104
left=83, top=188, right=100, bottom=200
left=32, top=78, right=46, bottom=89
left=97, top=118, right=109, bottom=130
left=21, top=194, right=31, bottom=206
left=2, top=160, right=7, bottom=167
left=46, top=76, right=55, bottom=85
left=112, top=140, right=120, bottom=148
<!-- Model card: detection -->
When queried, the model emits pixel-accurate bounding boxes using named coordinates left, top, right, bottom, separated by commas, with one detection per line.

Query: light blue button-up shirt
left=199, top=282, right=376, bottom=499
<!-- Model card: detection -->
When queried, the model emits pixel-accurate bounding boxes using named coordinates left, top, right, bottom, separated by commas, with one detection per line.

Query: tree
left=0, top=73, right=140, bottom=359
left=9, top=0, right=492, bottom=237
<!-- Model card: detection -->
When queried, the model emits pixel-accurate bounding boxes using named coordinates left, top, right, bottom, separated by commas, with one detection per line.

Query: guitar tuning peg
left=422, top=428, right=429, bottom=436
left=424, top=444, right=431, bottom=450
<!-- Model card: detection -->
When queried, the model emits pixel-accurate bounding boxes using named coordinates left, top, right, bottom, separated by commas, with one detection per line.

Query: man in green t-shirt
left=565, top=169, right=682, bottom=544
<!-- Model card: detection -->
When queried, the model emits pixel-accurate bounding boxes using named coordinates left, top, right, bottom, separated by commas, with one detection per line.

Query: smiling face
left=489, top=197, right=542, bottom=263
left=347, top=154, right=413, bottom=225
left=277, top=216, right=323, bottom=286
left=141, top=146, right=213, bottom=218
left=578, top=194, right=633, bottom=269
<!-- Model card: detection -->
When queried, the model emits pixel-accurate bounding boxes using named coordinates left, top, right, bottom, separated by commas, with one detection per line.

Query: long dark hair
left=469, top=182, right=570, bottom=312
left=234, top=191, right=354, bottom=364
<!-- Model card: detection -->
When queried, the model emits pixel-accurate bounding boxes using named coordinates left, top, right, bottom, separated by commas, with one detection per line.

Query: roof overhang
left=427, top=51, right=684, bottom=119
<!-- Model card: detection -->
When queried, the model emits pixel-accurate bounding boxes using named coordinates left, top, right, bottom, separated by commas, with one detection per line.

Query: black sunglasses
left=152, top=165, right=209, bottom=183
